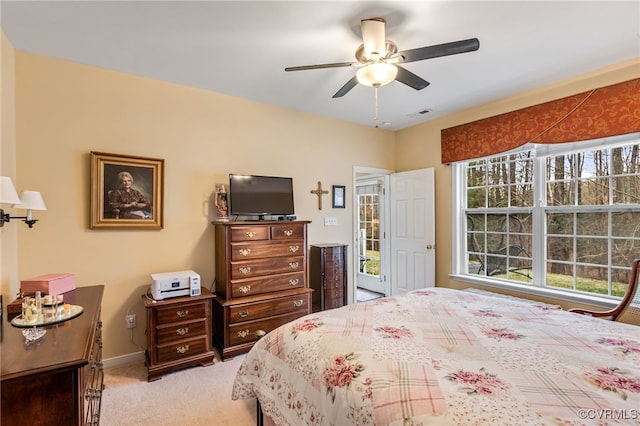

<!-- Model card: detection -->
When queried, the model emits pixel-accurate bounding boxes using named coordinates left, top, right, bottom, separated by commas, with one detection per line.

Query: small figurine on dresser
left=215, top=184, right=229, bottom=220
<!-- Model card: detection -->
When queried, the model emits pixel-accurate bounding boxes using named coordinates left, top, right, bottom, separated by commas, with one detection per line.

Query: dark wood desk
left=1, top=285, right=104, bottom=426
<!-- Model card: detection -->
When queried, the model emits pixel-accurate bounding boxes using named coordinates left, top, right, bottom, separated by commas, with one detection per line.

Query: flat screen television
left=229, top=174, right=294, bottom=219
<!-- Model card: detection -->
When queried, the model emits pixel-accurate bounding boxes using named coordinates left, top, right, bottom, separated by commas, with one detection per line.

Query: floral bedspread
left=231, top=288, right=640, bottom=425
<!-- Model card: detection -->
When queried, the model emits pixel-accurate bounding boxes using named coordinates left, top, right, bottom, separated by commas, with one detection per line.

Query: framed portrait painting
left=90, top=152, right=164, bottom=229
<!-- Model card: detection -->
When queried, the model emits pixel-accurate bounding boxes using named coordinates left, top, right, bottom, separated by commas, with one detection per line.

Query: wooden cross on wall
left=310, top=181, right=328, bottom=210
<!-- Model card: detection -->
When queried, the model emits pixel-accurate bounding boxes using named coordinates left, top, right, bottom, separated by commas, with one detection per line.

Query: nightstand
left=142, top=288, right=215, bottom=381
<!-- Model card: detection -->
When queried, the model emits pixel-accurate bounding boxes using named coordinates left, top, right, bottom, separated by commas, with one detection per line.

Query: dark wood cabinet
left=309, top=244, right=348, bottom=312
left=212, top=220, right=312, bottom=360
left=1, top=285, right=104, bottom=426
left=142, top=288, right=215, bottom=381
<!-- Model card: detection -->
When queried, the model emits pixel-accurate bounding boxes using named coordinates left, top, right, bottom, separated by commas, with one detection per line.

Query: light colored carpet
left=100, top=355, right=256, bottom=426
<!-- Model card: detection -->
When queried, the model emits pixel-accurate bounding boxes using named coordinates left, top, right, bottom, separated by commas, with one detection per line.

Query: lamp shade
left=13, top=191, right=47, bottom=210
left=356, top=63, right=398, bottom=87
left=0, top=176, right=21, bottom=204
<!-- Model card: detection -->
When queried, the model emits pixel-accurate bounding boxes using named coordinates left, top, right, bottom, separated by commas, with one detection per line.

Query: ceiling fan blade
left=361, top=17, right=386, bottom=58
left=332, top=76, right=359, bottom=98
left=395, top=66, right=430, bottom=90
left=398, top=38, right=480, bottom=63
left=285, top=62, right=357, bottom=72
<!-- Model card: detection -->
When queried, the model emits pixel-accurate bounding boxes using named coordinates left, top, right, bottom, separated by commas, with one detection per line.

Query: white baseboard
left=103, top=351, right=145, bottom=369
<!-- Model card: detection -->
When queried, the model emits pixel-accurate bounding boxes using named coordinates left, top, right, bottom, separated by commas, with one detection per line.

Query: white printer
left=151, top=270, right=201, bottom=300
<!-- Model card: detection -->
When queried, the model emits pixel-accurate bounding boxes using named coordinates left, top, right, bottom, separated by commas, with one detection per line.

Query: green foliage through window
left=460, top=134, right=640, bottom=298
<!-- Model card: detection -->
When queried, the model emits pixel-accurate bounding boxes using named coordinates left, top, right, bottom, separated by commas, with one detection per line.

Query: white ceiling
left=1, top=1, right=639, bottom=130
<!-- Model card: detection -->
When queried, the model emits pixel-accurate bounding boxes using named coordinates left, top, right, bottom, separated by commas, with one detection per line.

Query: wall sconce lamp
left=0, top=176, right=47, bottom=228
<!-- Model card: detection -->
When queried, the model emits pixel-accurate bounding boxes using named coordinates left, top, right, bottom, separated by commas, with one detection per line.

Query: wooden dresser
left=212, top=220, right=312, bottom=360
left=1, top=285, right=104, bottom=426
left=142, top=288, right=215, bottom=381
left=309, top=243, right=348, bottom=312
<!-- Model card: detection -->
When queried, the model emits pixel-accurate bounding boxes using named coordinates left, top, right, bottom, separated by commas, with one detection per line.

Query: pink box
left=20, top=273, right=76, bottom=295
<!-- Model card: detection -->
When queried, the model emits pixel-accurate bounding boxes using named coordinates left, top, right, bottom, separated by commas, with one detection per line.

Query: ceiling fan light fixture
left=356, top=63, right=398, bottom=87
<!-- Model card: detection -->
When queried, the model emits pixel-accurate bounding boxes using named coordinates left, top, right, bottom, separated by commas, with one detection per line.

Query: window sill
left=449, top=274, right=619, bottom=310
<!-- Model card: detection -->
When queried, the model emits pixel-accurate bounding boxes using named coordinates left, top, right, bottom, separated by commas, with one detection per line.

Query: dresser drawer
left=230, top=225, right=269, bottom=242
left=231, top=240, right=304, bottom=261
left=156, top=319, right=207, bottom=345
left=156, top=301, right=207, bottom=325
left=327, top=246, right=346, bottom=261
left=228, top=311, right=307, bottom=346
left=325, top=269, right=345, bottom=287
left=231, top=256, right=304, bottom=279
left=324, top=297, right=345, bottom=310
left=325, top=286, right=343, bottom=300
left=270, top=223, right=306, bottom=240
left=230, top=271, right=305, bottom=298
left=156, top=336, right=209, bottom=363
left=228, top=292, right=310, bottom=324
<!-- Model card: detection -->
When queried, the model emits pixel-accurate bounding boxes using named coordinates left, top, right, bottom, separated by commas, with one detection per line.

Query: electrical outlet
left=126, top=314, right=136, bottom=329
left=324, top=216, right=338, bottom=226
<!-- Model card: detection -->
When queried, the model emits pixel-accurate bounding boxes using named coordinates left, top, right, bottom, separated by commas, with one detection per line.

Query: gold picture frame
left=90, top=152, right=164, bottom=229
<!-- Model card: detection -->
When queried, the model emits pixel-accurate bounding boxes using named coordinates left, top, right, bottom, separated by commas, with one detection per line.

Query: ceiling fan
left=285, top=17, right=480, bottom=98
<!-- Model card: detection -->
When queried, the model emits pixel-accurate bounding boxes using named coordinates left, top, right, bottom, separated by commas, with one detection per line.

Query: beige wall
left=12, top=51, right=395, bottom=360
left=395, top=58, right=640, bottom=309
left=1, top=30, right=19, bottom=303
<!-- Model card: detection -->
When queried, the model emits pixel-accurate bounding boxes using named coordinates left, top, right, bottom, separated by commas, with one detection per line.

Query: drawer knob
left=176, top=310, right=189, bottom=318
left=176, top=345, right=190, bottom=354
left=289, top=262, right=299, bottom=269
left=255, top=330, right=266, bottom=340
left=239, top=267, right=251, bottom=275
left=237, top=329, right=250, bottom=338
left=239, top=248, right=252, bottom=257
left=289, top=245, right=299, bottom=253
left=293, top=299, right=304, bottom=307
left=284, top=230, right=293, bottom=236
left=176, top=327, right=189, bottom=336
left=289, top=278, right=299, bottom=286
left=246, top=231, right=256, bottom=238
left=239, top=285, right=252, bottom=294
left=238, top=310, right=249, bottom=318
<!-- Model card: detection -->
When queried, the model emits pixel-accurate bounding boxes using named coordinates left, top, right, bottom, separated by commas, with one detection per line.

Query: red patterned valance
left=441, top=78, right=640, bottom=163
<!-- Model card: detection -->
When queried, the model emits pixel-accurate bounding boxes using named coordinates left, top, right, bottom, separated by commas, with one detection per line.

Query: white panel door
left=390, top=168, right=435, bottom=295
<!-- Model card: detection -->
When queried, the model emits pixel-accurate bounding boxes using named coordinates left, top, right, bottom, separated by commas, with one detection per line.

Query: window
left=453, top=133, right=640, bottom=301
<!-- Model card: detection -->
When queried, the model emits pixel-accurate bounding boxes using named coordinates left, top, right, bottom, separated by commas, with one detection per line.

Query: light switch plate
left=324, top=216, right=338, bottom=226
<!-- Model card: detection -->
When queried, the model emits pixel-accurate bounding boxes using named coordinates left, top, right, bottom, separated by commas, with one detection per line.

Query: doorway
left=353, top=167, right=436, bottom=302
left=354, top=167, right=392, bottom=299
left=356, top=176, right=387, bottom=296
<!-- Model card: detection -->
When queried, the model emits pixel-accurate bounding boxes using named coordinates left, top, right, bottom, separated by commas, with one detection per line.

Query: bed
left=232, top=287, right=640, bottom=425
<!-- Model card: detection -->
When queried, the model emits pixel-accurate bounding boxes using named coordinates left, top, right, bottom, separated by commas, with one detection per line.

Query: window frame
left=450, top=132, right=640, bottom=308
